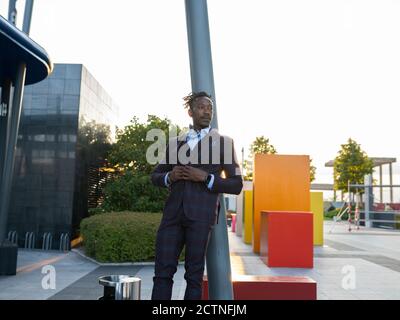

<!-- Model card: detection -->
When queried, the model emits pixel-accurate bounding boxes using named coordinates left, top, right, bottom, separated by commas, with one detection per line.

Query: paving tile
left=1, top=221, right=400, bottom=300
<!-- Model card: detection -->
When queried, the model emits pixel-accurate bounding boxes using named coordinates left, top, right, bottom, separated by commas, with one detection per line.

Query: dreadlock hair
left=183, top=91, right=213, bottom=110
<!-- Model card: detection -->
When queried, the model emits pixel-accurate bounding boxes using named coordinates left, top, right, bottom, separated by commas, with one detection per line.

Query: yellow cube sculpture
left=243, top=190, right=253, bottom=245
left=310, top=192, right=324, bottom=246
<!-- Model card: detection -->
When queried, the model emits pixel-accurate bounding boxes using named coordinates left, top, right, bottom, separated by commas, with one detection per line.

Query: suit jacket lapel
left=198, top=128, right=220, bottom=166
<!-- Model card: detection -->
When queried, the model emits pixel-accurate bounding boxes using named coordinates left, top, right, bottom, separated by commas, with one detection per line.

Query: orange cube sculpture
left=260, top=211, right=313, bottom=268
left=253, top=154, right=310, bottom=253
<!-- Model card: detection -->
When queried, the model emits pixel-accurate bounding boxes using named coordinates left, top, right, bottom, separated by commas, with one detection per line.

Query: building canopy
left=0, top=15, right=52, bottom=85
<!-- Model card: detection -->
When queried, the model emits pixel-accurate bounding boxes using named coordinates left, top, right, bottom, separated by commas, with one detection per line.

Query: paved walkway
left=0, top=221, right=400, bottom=300
left=228, top=221, right=400, bottom=300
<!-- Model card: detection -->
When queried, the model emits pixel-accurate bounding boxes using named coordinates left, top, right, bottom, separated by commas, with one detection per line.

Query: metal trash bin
left=98, top=275, right=141, bottom=300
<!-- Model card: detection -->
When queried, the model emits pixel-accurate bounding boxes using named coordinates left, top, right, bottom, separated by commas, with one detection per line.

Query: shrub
left=88, top=207, right=106, bottom=216
left=100, top=171, right=168, bottom=213
left=324, top=208, right=349, bottom=221
left=80, top=211, right=186, bottom=263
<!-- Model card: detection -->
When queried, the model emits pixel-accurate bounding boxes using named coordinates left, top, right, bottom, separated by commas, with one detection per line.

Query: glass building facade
left=7, top=64, right=118, bottom=249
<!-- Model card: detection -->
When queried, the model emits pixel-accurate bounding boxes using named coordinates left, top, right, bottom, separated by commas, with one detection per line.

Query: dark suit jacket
left=151, top=129, right=243, bottom=225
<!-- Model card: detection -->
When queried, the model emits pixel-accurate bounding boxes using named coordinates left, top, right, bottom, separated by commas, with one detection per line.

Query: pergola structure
left=325, top=157, right=397, bottom=203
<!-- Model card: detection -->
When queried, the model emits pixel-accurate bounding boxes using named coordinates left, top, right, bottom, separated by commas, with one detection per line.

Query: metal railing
left=42, top=232, right=53, bottom=250
left=59, top=233, right=70, bottom=251
left=6, top=231, right=72, bottom=251
left=7, top=230, right=18, bottom=244
left=24, top=232, right=35, bottom=249
left=331, top=176, right=400, bottom=231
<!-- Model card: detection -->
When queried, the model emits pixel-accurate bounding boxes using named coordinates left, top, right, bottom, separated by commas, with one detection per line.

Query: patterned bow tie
left=187, top=129, right=201, bottom=141
left=186, top=125, right=210, bottom=141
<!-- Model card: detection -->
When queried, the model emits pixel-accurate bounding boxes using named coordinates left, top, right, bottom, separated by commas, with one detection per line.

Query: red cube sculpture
left=260, top=211, right=313, bottom=268
left=202, top=275, right=317, bottom=300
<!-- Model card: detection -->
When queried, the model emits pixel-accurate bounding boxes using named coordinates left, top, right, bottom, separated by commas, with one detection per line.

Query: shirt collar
left=187, top=125, right=211, bottom=140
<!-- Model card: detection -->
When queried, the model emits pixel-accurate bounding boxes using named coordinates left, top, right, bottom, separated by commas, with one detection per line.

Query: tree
left=333, top=138, right=373, bottom=194
left=101, top=115, right=184, bottom=212
left=73, top=119, right=114, bottom=234
left=310, top=158, right=316, bottom=183
left=244, top=136, right=277, bottom=180
left=250, top=136, right=277, bottom=155
left=77, top=118, right=113, bottom=166
left=108, top=115, right=182, bottom=174
left=244, top=136, right=316, bottom=182
left=101, top=170, right=170, bottom=213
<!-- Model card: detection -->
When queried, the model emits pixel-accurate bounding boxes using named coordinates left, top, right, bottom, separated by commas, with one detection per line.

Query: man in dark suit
left=150, top=91, right=243, bottom=300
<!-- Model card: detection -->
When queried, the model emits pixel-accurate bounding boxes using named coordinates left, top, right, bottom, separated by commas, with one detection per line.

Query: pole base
left=0, top=240, right=18, bottom=276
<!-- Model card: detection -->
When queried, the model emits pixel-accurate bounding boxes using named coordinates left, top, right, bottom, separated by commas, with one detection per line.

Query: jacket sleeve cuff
left=207, top=174, right=215, bottom=190
left=164, top=172, right=171, bottom=187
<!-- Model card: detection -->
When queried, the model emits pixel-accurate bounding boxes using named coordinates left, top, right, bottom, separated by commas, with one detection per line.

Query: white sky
left=1, top=0, right=400, bottom=192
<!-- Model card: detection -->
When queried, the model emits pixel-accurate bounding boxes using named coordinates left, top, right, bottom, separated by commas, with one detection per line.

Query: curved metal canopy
left=0, top=15, right=53, bottom=85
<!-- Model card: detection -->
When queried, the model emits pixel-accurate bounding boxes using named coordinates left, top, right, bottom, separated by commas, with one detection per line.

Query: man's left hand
left=182, top=165, right=208, bottom=182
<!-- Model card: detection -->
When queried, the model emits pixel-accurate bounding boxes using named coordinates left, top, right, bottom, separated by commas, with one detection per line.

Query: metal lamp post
left=185, top=0, right=234, bottom=300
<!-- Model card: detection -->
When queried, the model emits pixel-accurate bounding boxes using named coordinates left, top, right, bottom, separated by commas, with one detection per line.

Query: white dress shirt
left=164, top=125, right=214, bottom=189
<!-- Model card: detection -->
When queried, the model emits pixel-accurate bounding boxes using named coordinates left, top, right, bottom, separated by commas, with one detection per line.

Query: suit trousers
left=151, top=203, right=214, bottom=300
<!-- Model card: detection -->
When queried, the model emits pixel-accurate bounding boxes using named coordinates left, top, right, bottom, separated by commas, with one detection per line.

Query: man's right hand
left=169, top=166, right=186, bottom=183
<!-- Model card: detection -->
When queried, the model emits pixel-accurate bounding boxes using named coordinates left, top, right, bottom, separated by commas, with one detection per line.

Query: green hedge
left=80, top=212, right=185, bottom=263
